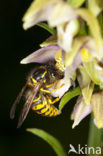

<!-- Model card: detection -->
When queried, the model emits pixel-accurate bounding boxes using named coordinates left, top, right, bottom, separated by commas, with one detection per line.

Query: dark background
left=1, top=0, right=90, bottom=156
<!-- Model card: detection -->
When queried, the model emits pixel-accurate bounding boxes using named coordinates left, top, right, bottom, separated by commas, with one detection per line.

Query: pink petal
left=20, top=45, right=60, bottom=64
left=72, top=96, right=92, bottom=128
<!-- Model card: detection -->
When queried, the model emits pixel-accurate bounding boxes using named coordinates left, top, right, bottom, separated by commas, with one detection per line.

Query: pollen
left=81, top=48, right=92, bottom=62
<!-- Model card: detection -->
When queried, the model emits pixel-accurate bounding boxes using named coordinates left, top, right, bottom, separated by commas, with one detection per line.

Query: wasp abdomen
left=32, top=96, right=60, bottom=117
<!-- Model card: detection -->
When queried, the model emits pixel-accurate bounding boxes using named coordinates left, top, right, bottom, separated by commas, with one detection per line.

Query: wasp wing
left=10, top=83, right=28, bottom=119
left=17, top=83, right=42, bottom=128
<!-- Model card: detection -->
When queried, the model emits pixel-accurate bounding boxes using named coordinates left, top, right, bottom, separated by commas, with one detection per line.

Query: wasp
left=10, top=63, right=64, bottom=128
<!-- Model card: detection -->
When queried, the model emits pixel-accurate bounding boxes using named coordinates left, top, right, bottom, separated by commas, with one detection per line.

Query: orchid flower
left=22, top=0, right=78, bottom=52
left=72, top=91, right=103, bottom=129
left=22, top=0, right=77, bottom=30
left=65, top=36, right=103, bottom=129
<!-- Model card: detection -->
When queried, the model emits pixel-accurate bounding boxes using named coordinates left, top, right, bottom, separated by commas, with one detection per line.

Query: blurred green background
left=0, top=0, right=90, bottom=156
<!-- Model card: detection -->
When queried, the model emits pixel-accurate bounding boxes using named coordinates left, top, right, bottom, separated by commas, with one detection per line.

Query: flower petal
left=23, top=0, right=77, bottom=30
left=77, top=66, right=94, bottom=105
left=40, top=35, right=57, bottom=47
left=57, top=19, right=80, bottom=52
left=50, top=78, right=71, bottom=98
left=76, top=8, right=103, bottom=60
left=88, top=0, right=103, bottom=17
left=23, top=0, right=58, bottom=30
left=20, top=45, right=60, bottom=64
left=66, top=52, right=82, bottom=76
left=72, top=95, right=92, bottom=128
left=91, top=91, right=103, bottom=128
left=81, top=49, right=103, bottom=85
left=65, top=36, right=90, bottom=67
left=49, top=1, right=77, bottom=27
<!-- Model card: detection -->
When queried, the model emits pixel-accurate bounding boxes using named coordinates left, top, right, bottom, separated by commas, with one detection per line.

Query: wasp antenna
left=10, top=82, right=28, bottom=119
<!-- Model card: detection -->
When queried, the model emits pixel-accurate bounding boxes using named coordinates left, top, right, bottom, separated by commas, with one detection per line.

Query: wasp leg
left=41, top=71, right=47, bottom=78
left=40, top=83, right=64, bottom=93
left=45, top=83, right=55, bottom=88
left=30, top=76, right=37, bottom=85
left=33, top=94, right=41, bottom=103
left=46, top=95, right=59, bottom=105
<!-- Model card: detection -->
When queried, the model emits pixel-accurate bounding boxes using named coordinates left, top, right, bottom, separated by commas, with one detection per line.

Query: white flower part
left=50, top=78, right=71, bottom=98
left=57, top=20, right=78, bottom=52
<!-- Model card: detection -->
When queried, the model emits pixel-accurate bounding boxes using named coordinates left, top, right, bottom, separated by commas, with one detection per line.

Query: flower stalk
left=88, top=115, right=103, bottom=156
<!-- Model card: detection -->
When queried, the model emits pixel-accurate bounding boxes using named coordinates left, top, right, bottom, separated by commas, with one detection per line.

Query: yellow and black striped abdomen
left=32, top=95, right=60, bottom=117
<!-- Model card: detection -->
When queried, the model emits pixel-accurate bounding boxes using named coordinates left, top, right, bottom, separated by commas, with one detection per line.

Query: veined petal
left=77, top=66, right=94, bottom=105
left=91, top=92, right=103, bottom=128
left=23, top=0, right=59, bottom=30
left=72, top=95, right=92, bottom=128
left=57, top=19, right=80, bottom=52
left=20, top=45, right=60, bottom=64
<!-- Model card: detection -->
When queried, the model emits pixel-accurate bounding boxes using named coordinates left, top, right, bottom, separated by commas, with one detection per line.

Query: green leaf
left=59, top=87, right=81, bottom=110
left=88, top=115, right=103, bottom=156
left=67, top=0, right=86, bottom=8
left=27, top=128, right=67, bottom=156
left=37, top=23, right=56, bottom=35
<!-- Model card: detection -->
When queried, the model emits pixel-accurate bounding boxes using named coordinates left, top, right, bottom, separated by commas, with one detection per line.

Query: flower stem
left=88, top=114, right=103, bottom=156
